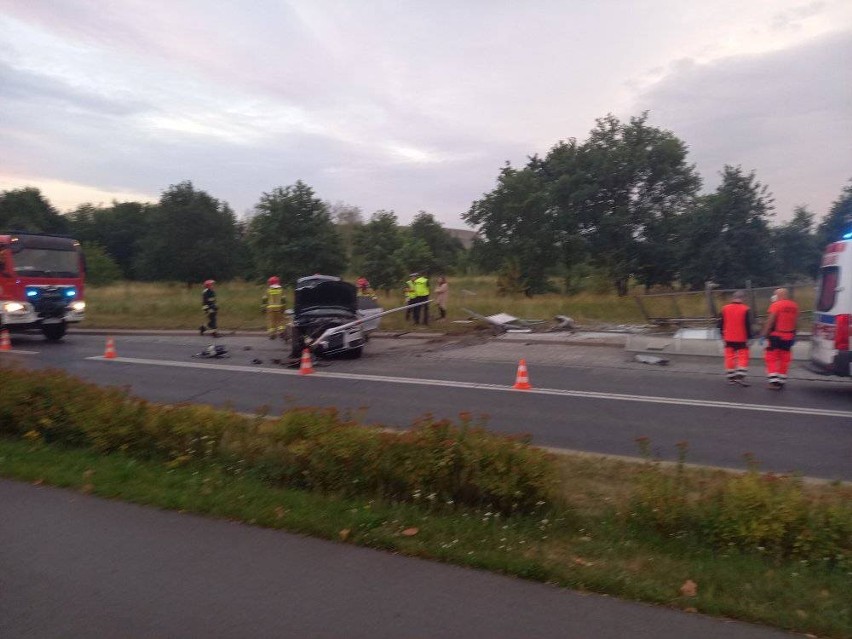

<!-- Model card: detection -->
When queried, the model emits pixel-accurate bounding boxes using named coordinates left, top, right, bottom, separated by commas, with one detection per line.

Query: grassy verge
left=82, top=278, right=815, bottom=333
left=1, top=438, right=849, bottom=638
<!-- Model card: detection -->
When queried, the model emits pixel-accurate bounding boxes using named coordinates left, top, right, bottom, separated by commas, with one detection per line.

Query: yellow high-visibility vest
left=414, top=276, right=430, bottom=297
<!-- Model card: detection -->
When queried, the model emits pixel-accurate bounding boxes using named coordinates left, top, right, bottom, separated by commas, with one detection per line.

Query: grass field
left=83, top=278, right=816, bottom=333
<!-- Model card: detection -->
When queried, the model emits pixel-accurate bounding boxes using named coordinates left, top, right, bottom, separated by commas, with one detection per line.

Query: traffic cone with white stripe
left=104, top=337, right=117, bottom=359
left=298, top=348, right=314, bottom=375
left=0, top=329, right=11, bottom=352
left=513, top=358, right=532, bottom=390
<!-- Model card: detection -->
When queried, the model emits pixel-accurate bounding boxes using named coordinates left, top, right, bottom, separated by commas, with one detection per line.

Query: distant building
left=444, top=227, right=477, bottom=249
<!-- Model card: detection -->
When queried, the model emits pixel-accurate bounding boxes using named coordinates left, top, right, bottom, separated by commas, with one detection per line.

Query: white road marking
left=86, top=355, right=852, bottom=419
left=0, top=350, right=39, bottom=355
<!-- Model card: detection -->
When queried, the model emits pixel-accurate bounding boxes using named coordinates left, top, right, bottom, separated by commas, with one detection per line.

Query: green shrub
left=628, top=441, right=852, bottom=566
left=0, top=365, right=558, bottom=514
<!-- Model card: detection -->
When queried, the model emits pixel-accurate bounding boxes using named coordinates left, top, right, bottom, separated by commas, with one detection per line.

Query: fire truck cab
left=809, top=235, right=852, bottom=377
left=0, top=232, right=87, bottom=341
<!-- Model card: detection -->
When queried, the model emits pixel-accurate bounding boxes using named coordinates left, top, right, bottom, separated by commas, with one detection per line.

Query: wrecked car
left=289, top=275, right=368, bottom=359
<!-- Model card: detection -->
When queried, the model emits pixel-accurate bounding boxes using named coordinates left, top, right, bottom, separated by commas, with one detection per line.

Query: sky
left=1, top=0, right=850, bottom=228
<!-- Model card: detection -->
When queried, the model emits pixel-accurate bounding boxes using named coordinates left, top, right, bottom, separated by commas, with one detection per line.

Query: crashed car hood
left=294, top=278, right=357, bottom=314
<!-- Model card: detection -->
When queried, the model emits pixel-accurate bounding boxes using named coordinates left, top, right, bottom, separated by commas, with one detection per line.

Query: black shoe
left=766, top=381, right=782, bottom=390
left=199, top=325, right=206, bottom=336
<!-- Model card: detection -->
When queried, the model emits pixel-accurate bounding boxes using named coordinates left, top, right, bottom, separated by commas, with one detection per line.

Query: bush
left=629, top=442, right=852, bottom=567
left=0, top=365, right=558, bottom=515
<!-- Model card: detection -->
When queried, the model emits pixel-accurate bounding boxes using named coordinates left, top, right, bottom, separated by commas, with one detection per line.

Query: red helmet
left=267, top=276, right=280, bottom=286
left=203, top=279, right=215, bottom=288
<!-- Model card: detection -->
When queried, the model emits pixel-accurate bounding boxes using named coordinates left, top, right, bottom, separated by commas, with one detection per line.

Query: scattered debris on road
left=192, top=344, right=230, bottom=359
left=634, top=353, right=669, bottom=366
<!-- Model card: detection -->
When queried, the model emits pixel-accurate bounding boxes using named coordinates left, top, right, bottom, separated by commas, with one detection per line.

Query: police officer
left=412, top=272, right=430, bottom=325
left=262, top=276, right=286, bottom=340
left=200, top=279, right=219, bottom=338
left=761, top=288, right=799, bottom=389
left=404, top=273, right=416, bottom=323
left=718, top=290, right=754, bottom=385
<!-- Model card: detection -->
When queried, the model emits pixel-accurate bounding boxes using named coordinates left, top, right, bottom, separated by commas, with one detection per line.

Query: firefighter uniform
left=200, top=280, right=219, bottom=337
left=763, top=293, right=799, bottom=388
left=262, top=281, right=286, bottom=339
left=718, top=294, right=754, bottom=383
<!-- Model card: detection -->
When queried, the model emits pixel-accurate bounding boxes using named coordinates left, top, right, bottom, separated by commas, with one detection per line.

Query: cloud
left=634, top=29, right=852, bottom=219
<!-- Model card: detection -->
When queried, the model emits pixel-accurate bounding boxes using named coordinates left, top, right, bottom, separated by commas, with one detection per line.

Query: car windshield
left=12, top=247, right=80, bottom=277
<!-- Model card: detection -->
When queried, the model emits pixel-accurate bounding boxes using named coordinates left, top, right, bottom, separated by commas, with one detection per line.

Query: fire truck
left=0, top=231, right=87, bottom=341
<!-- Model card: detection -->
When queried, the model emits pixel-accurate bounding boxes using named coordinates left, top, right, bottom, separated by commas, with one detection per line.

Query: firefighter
left=200, top=279, right=219, bottom=338
left=718, top=290, right=754, bottom=385
left=262, top=276, right=286, bottom=340
left=412, top=272, right=430, bottom=325
left=761, top=287, right=799, bottom=389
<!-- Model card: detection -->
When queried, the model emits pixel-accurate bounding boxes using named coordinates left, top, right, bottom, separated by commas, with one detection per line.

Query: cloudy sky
left=1, top=1, right=850, bottom=227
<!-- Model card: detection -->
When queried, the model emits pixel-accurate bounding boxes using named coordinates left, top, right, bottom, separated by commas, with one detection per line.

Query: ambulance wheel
left=43, top=322, right=67, bottom=342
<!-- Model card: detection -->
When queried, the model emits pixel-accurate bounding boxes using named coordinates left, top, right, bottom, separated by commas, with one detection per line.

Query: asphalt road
left=0, top=479, right=798, bottom=639
left=3, top=331, right=851, bottom=480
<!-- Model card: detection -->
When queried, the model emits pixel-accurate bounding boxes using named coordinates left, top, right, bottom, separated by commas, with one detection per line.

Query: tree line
left=466, top=113, right=852, bottom=295
left=1, top=110, right=850, bottom=293
left=0, top=181, right=465, bottom=290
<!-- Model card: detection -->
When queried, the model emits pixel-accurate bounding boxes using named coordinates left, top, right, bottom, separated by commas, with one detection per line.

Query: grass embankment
left=83, top=279, right=815, bottom=333
left=1, top=364, right=849, bottom=637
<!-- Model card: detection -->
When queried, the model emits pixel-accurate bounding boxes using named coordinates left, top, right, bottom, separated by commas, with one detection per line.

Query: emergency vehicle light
left=65, top=288, right=77, bottom=298
left=843, top=230, right=852, bottom=240
left=26, top=289, right=38, bottom=297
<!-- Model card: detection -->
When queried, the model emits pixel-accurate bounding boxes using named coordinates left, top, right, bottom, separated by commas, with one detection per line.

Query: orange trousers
left=724, top=343, right=749, bottom=378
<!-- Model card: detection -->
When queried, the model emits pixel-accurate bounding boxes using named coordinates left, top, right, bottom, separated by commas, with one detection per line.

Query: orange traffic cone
left=104, top=337, right=117, bottom=359
left=513, top=358, right=532, bottom=390
left=0, top=329, right=11, bottom=352
left=298, top=348, right=314, bottom=375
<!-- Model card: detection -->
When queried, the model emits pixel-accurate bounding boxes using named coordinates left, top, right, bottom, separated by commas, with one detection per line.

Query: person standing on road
left=262, top=276, right=285, bottom=340
left=404, top=274, right=416, bottom=323
left=761, top=287, right=799, bottom=390
left=412, top=272, right=430, bottom=325
left=718, top=290, right=754, bottom=385
left=200, top=279, right=219, bottom=338
left=434, top=276, right=449, bottom=321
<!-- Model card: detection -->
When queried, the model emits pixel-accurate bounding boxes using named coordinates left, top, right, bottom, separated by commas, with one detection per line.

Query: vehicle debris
left=634, top=353, right=669, bottom=365
left=463, top=308, right=546, bottom=334
left=550, top=315, right=576, bottom=331
left=192, top=344, right=229, bottom=359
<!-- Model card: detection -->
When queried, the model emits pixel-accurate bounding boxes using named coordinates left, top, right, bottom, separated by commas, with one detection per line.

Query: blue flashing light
left=26, top=288, right=38, bottom=298
left=842, top=230, right=852, bottom=240
left=65, top=288, right=77, bottom=298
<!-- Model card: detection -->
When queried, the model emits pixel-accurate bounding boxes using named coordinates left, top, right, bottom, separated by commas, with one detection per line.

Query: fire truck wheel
left=42, top=322, right=67, bottom=342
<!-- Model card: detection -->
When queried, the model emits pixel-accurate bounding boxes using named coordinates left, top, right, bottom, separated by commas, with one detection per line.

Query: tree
left=328, top=201, right=363, bottom=263
left=771, top=206, right=821, bottom=279
left=0, top=187, right=69, bottom=234
left=394, top=235, right=432, bottom=274
left=134, top=181, right=241, bottom=282
left=352, top=210, right=404, bottom=293
left=817, top=179, right=852, bottom=247
left=562, top=113, right=701, bottom=294
left=408, top=211, right=463, bottom=274
left=679, top=166, right=775, bottom=289
left=80, top=242, right=122, bottom=285
left=247, top=181, right=346, bottom=285
left=67, top=201, right=150, bottom=278
left=464, top=163, right=558, bottom=295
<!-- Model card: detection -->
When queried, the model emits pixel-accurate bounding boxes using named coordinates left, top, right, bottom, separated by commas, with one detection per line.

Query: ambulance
left=809, top=234, right=852, bottom=376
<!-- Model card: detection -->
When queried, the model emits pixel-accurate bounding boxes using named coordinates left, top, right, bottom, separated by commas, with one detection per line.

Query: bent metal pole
left=310, top=299, right=431, bottom=352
